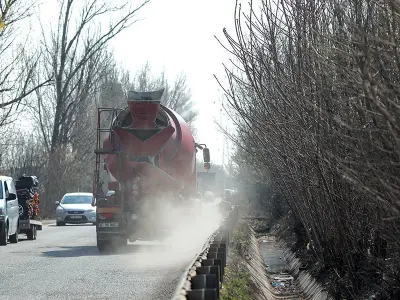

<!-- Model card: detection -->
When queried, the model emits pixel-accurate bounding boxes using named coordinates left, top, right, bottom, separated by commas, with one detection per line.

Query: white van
left=0, top=176, right=20, bottom=245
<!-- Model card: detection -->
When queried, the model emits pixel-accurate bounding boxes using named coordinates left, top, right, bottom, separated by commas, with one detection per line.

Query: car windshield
left=61, top=195, right=92, bottom=205
left=0, top=181, right=3, bottom=199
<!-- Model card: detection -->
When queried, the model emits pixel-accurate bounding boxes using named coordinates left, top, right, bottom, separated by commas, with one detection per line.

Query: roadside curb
left=172, top=206, right=240, bottom=300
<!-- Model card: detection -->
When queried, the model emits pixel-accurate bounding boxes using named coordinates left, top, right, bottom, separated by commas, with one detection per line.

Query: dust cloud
left=127, top=198, right=224, bottom=268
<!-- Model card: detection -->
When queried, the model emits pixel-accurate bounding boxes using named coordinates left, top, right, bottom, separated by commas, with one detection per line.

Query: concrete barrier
left=172, top=206, right=239, bottom=300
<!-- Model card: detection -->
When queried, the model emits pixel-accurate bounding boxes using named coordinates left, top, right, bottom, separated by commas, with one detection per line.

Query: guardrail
left=172, top=205, right=240, bottom=300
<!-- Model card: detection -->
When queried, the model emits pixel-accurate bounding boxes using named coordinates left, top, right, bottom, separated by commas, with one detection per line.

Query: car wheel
left=56, top=221, right=65, bottom=226
left=0, top=224, right=8, bottom=246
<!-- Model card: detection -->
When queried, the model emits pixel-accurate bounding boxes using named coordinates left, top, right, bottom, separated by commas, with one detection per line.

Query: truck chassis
left=19, top=219, right=42, bottom=240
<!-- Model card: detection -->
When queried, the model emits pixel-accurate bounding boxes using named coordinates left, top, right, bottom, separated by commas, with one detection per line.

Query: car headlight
left=86, top=209, right=95, bottom=213
left=56, top=206, right=66, bottom=212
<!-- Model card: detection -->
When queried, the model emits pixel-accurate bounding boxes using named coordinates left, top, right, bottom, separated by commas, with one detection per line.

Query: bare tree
left=33, top=0, right=148, bottom=153
left=28, top=0, right=149, bottom=214
left=0, top=0, right=50, bottom=126
left=218, top=0, right=400, bottom=298
left=1, top=129, right=46, bottom=180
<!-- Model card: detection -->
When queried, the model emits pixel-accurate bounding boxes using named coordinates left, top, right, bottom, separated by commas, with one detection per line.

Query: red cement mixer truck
left=92, top=89, right=211, bottom=251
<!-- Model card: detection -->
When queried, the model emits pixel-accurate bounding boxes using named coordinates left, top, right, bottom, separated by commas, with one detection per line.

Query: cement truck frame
left=92, top=89, right=211, bottom=252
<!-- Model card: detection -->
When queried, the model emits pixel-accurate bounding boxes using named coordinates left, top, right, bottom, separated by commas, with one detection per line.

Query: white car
left=0, top=176, right=20, bottom=245
left=55, top=192, right=96, bottom=226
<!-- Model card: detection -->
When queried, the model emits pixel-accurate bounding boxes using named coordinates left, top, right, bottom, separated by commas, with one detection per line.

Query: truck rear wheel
left=114, top=237, right=127, bottom=248
left=27, top=226, right=37, bottom=240
left=97, top=239, right=110, bottom=252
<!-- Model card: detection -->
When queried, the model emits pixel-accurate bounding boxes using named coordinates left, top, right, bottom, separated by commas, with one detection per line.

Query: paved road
left=0, top=205, right=221, bottom=300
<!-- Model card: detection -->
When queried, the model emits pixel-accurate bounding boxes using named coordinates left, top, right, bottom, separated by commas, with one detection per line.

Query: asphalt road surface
left=0, top=208, right=221, bottom=300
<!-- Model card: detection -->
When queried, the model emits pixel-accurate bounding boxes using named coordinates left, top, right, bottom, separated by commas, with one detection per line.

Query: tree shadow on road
left=41, top=243, right=168, bottom=258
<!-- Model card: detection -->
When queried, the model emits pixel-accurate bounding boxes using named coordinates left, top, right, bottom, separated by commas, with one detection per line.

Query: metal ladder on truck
left=92, top=108, right=123, bottom=206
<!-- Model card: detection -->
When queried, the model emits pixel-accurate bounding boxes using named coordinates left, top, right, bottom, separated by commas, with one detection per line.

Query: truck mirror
left=203, top=147, right=210, bottom=163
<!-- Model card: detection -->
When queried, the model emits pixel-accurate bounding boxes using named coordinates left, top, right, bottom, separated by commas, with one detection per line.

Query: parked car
left=55, top=192, right=96, bottom=226
left=0, top=175, right=20, bottom=245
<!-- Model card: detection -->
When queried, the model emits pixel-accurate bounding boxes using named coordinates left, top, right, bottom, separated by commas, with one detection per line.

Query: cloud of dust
left=130, top=198, right=224, bottom=268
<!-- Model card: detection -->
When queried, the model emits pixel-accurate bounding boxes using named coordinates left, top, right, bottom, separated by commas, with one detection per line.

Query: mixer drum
left=102, top=96, right=196, bottom=195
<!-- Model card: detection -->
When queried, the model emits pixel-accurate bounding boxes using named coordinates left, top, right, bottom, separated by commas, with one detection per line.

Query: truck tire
left=115, top=237, right=127, bottom=248
left=97, top=239, right=110, bottom=252
left=27, top=226, right=37, bottom=240
left=0, top=225, right=8, bottom=246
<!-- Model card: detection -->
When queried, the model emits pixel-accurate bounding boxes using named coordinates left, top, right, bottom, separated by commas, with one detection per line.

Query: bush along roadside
left=221, top=220, right=276, bottom=300
left=220, top=221, right=251, bottom=300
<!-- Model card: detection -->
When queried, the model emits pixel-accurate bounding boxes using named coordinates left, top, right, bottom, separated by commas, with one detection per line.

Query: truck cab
left=0, top=176, right=20, bottom=245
